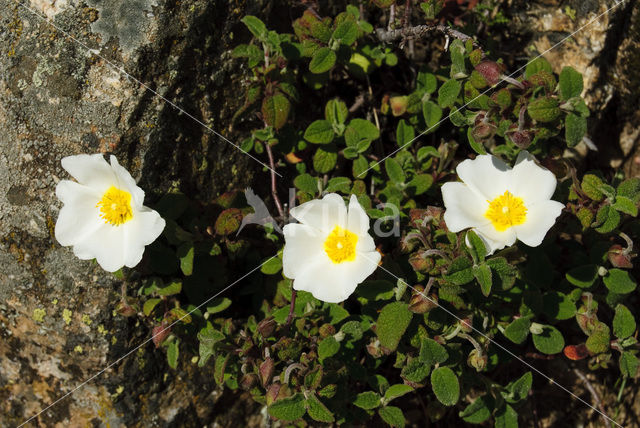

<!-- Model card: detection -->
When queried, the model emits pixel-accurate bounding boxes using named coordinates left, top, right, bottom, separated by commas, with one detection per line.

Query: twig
left=265, top=142, right=284, bottom=219
left=375, top=24, right=480, bottom=49
left=573, top=368, right=612, bottom=428
left=349, top=94, right=365, bottom=113
left=286, top=289, right=297, bottom=325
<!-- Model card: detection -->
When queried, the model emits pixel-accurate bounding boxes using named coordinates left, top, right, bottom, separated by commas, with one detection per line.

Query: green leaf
left=504, top=372, right=532, bottom=403
left=431, top=367, right=460, bottom=406
left=261, top=257, right=282, bottom=275
left=354, top=391, right=381, bottom=409
left=167, top=340, right=179, bottom=369
left=586, top=323, right=610, bottom=354
left=197, top=322, right=225, bottom=367
left=494, top=404, right=518, bottom=428
left=332, top=20, right=358, bottom=45
left=459, top=395, right=491, bottom=424
left=407, top=174, right=433, bottom=196
left=449, top=39, right=467, bottom=77
left=581, top=174, right=605, bottom=201
left=313, top=145, right=338, bottom=173
left=383, top=384, right=414, bottom=404
left=214, top=353, right=229, bottom=385
left=528, top=97, right=560, bottom=122
left=613, top=304, right=636, bottom=339
left=542, top=291, right=577, bottom=321
left=594, top=205, right=621, bottom=233
left=620, top=351, right=639, bottom=377
left=617, top=177, right=640, bottom=202
left=486, top=257, right=517, bottom=290
left=157, top=281, right=182, bottom=297
left=353, top=155, right=369, bottom=178
left=559, top=66, right=583, bottom=100
left=525, top=57, right=552, bottom=79
left=306, top=393, right=335, bottom=423
left=378, top=406, right=405, bottom=428
left=604, top=269, right=637, bottom=294
left=417, top=146, right=440, bottom=161
left=177, top=242, right=194, bottom=276
left=565, top=113, right=587, bottom=147
left=613, top=196, right=638, bottom=217
left=325, top=176, right=352, bottom=193
left=385, top=158, right=405, bottom=184
left=309, top=47, right=336, bottom=74
left=294, top=173, right=319, bottom=193
left=325, top=303, right=349, bottom=324
left=318, top=336, right=340, bottom=360
left=473, top=263, right=493, bottom=297
left=466, top=230, right=486, bottom=262
left=262, top=93, right=290, bottom=130
left=417, top=71, right=438, bottom=93
left=566, top=264, right=598, bottom=288
left=445, top=256, right=474, bottom=285
left=419, top=338, right=448, bottom=366
left=503, top=317, right=531, bottom=345
left=376, top=302, right=413, bottom=352
left=401, top=359, right=431, bottom=383
left=143, top=298, right=162, bottom=316
left=348, top=118, right=380, bottom=141
left=438, top=79, right=462, bottom=108
left=325, top=98, right=348, bottom=125
left=422, top=101, right=443, bottom=131
left=396, top=119, right=415, bottom=147
left=268, top=393, right=307, bottom=421
left=532, top=325, right=565, bottom=354
left=304, top=120, right=335, bottom=144
left=206, top=297, right=232, bottom=314
left=466, top=127, right=487, bottom=155
left=241, top=15, right=267, bottom=39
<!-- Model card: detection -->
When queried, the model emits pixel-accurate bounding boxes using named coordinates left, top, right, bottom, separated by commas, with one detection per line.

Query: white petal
left=292, top=251, right=379, bottom=303
left=513, top=200, right=564, bottom=247
left=55, top=180, right=103, bottom=246
left=347, top=194, right=370, bottom=235
left=282, top=223, right=325, bottom=279
left=109, top=155, right=146, bottom=207
left=122, top=207, right=166, bottom=268
left=474, top=223, right=517, bottom=251
left=456, top=154, right=511, bottom=200
left=71, top=223, right=127, bottom=272
left=441, top=182, right=490, bottom=232
left=510, top=151, right=557, bottom=204
left=290, top=193, right=347, bottom=232
left=356, top=232, right=376, bottom=253
left=61, top=154, right=116, bottom=193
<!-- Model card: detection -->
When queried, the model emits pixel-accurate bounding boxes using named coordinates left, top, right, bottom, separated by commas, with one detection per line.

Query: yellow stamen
left=96, top=186, right=133, bottom=226
left=324, top=226, right=358, bottom=264
left=485, top=190, right=527, bottom=232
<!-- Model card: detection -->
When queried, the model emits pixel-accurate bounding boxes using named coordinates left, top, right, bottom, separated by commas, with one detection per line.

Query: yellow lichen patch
left=74, top=345, right=83, bottom=354
left=32, top=308, right=46, bottom=323
left=484, top=190, right=527, bottom=232
left=82, top=314, right=92, bottom=325
left=97, top=324, right=107, bottom=335
left=62, top=309, right=72, bottom=325
left=324, top=226, right=358, bottom=264
left=51, top=298, right=58, bottom=305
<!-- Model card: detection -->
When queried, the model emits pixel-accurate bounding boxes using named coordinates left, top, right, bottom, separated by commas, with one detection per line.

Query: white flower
left=55, top=154, right=166, bottom=272
left=441, top=151, right=564, bottom=255
left=282, top=193, right=381, bottom=303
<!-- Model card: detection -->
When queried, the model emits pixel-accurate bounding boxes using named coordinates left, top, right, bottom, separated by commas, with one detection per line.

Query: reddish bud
left=472, top=123, right=494, bottom=141
left=459, top=316, right=473, bottom=333
left=257, top=317, right=277, bottom=338
left=116, top=300, right=138, bottom=317
left=259, top=358, right=275, bottom=386
left=563, top=344, right=590, bottom=360
left=240, top=373, right=259, bottom=390
left=608, top=245, right=634, bottom=268
left=266, top=383, right=282, bottom=406
left=366, top=339, right=383, bottom=358
left=318, top=323, right=336, bottom=338
left=390, top=96, right=408, bottom=116
left=475, top=61, right=503, bottom=86
left=408, top=286, right=438, bottom=313
left=509, top=130, right=533, bottom=149
left=409, top=253, right=434, bottom=273
left=152, top=323, right=171, bottom=348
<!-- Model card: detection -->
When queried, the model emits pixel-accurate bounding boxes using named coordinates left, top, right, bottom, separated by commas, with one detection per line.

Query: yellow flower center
left=96, top=186, right=133, bottom=226
left=485, top=190, right=527, bottom=232
left=324, top=226, right=358, bottom=264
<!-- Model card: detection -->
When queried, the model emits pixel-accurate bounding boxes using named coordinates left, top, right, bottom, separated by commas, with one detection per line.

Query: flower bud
left=260, top=358, right=275, bottom=387
left=459, top=316, right=473, bottom=333
left=319, top=323, right=336, bottom=338
left=257, top=317, right=277, bottom=338
left=366, top=339, right=383, bottom=358
left=408, top=253, right=433, bottom=273
left=116, top=299, right=138, bottom=317
left=508, top=130, right=532, bottom=149
left=608, top=244, right=633, bottom=268
left=467, top=349, right=488, bottom=371
left=390, top=96, right=408, bottom=116
left=472, top=123, right=494, bottom=141
left=475, top=61, right=503, bottom=86
left=266, top=383, right=282, bottom=406
left=408, top=286, right=438, bottom=313
left=240, top=373, right=259, bottom=390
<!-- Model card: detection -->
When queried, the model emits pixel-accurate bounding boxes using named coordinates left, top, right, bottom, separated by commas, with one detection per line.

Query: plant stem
left=573, top=368, right=612, bottom=428
left=376, top=24, right=480, bottom=48
left=265, top=141, right=284, bottom=219
left=286, top=289, right=297, bottom=325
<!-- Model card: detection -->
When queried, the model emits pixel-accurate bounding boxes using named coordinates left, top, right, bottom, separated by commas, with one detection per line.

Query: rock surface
left=0, top=0, right=637, bottom=426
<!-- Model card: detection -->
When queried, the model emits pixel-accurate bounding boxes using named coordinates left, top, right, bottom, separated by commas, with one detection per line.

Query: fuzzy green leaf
left=268, top=394, right=307, bottom=421
left=466, top=230, right=487, bottom=262
left=348, top=118, right=380, bottom=141
left=325, top=98, right=348, bottom=125
left=378, top=406, right=405, bottom=428
left=431, top=367, right=460, bottom=406
left=385, top=157, right=406, bottom=184
left=438, top=79, right=462, bottom=108
left=313, top=145, right=338, bottom=173
left=503, top=317, right=531, bottom=345
left=262, top=93, right=290, bottom=130
left=445, top=256, right=474, bottom=285
left=261, top=257, right=282, bottom=275
left=325, top=176, right=352, bottom=194
left=422, top=101, right=443, bottom=131
left=581, top=174, right=605, bottom=201
left=586, top=323, right=610, bottom=354
left=504, top=372, right=532, bottom=403
left=377, top=302, right=413, bottom=352
left=559, top=66, right=583, bottom=100
left=396, top=119, right=415, bottom=147
left=620, top=351, right=639, bottom=377
left=306, top=393, right=335, bottom=423
left=565, top=113, right=587, bottom=147
left=383, top=384, right=414, bottom=404
left=566, top=264, right=598, bottom=288
left=419, top=338, right=449, bottom=366
left=613, top=196, right=638, bottom=217
left=543, top=291, right=577, bottom=321
left=167, top=340, right=179, bottom=369
left=532, top=325, right=565, bottom=355
left=309, top=47, right=336, bottom=74
left=603, top=269, right=637, bottom=294
left=595, top=205, right=620, bottom=233
left=528, top=97, right=560, bottom=122
left=332, top=20, right=358, bottom=45
left=177, top=242, right=194, bottom=276
left=617, top=178, right=640, bottom=202
left=459, top=395, right=492, bottom=424
left=304, top=120, right=335, bottom=144
left=318, top=336, right=340, bottom=360
left=241, top=15, right=267, bottom=39
left=407, top=174, right=433, bottom=196
left=143, top=298, right=162, bottom=316
left=473, top=263, right=493, bottom=297
left=613, top=304, right=636, bottom=339
left=354, top=391, right=381, bottom=409
left=294, top=173, right=319, bottom=193
left=495, top=404, right=518, bottom=428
